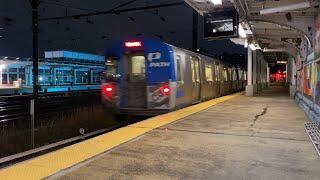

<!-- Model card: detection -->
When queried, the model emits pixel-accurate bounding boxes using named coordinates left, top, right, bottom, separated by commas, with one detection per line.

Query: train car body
left=102, top=39, right=246, bottom=115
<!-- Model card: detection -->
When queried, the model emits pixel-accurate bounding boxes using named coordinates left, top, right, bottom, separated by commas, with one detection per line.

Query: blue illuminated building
left=0, top=50, right=105, bottom=94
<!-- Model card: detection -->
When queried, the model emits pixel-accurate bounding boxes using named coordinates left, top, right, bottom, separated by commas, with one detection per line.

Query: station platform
left=1, top=87, right=320, bottom=179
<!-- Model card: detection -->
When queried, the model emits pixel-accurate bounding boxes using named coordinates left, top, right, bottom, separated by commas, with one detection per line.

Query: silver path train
left=102, top=39, right=246, bottom=116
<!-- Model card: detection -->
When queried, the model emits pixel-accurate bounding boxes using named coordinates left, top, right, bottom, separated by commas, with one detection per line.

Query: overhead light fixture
left=210, top=0, right=222, bottom=6
left=249, top=44, right=256, bottom=51
left=260, top=2, right=310, bottom=15
left=238, top=24, right=247, bottom=38
left=277, top=61, right=287, bottom=64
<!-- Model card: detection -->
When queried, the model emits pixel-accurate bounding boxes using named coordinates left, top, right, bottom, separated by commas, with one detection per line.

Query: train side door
left=191, top=56, right=201, bottom=102
left=123, top=54, right=147, bottom=108
left=174, top=52, right=186, bottom=105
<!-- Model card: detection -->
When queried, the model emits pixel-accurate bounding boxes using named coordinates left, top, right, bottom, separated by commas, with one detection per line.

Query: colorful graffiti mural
left=314, top=61, right=320, bottom=105
left=315, top=11, right=320, bottom=60
left=303, top=63, right=313, bottom=99
left=297, top=70, right=302, bottom=92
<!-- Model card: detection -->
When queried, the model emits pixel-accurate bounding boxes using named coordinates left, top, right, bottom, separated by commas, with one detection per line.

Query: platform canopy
left=185, top=0, right=319, bottom=62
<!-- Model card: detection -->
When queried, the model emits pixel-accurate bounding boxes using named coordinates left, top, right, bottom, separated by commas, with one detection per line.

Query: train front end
left=102, top=39, right=176, bottom=115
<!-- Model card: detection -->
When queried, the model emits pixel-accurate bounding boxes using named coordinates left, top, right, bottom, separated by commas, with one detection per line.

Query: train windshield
left=105, top=57, right=120, bottom=81
left=130, top=55, right=146, bottom=81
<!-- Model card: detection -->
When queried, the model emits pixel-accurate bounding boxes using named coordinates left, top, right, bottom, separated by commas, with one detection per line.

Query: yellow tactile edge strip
left=0, top=92, right=242, bottom=180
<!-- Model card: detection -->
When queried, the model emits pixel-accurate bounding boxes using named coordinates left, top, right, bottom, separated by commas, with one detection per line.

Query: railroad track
left=0, top=90, right=101, bottom=128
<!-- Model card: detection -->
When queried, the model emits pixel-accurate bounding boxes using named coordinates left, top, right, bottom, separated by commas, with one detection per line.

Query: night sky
left=0, top=0, right=246, bottom=58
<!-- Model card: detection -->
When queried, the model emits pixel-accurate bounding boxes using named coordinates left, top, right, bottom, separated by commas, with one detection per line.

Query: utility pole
left=192, top=9, right=198, bottom=51
left=31, top=0, right=39, bottom=149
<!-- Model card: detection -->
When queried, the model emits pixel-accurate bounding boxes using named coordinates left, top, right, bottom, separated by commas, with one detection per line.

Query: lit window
left=215, top=64, right=220, bottom=81
left=175, top=55, right=184, bottom=83
left=223, top=68, right=228, bottom=81
left=191, top=60, right=195, bottom=82
left=191, top=57, right=200, bottom=83
left=205, top=64, right=213, bottom=82
left=131, top=55, right=145, bottom=81
left=131, top=56, right=145, bottom=75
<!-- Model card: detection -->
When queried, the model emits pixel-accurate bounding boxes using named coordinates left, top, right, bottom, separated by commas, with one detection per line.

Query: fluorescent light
left=249, top=44, right=256, bottom=51
left=210, top=0, right=222, bottom=5
left=260, top=2, right=310, bottom=15
left=277, top=61, right=287, bottom=64
left=238, top=24, right=247, bottom=38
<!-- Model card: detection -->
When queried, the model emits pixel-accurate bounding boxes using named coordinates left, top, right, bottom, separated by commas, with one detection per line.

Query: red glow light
left=125, top=41, right=142, bottom=48
left=106, top=87, right=113, bottom=92
left=163, top=88, right=170, bottom=93
left=160, top=85, right=171, bottom=96
left=102, top=84, right=116, bottom=100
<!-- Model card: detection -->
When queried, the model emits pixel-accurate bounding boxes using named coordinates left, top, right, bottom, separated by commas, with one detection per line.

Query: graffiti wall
left=315, top=10, right=320, bottom=106
left=315, top=10, right=320, bottom=60
left=303, top=63, right=313, bottom=99
left=297, top=70, right=302, bottom=92
left=314, top=60, right=320, bottom=105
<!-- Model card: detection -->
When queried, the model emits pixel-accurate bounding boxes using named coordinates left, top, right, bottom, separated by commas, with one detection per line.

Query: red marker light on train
left=163, top=88, right=170, bottom=93
left=102, top=84, right=116, bottom=99
left=160, top=85, right=171, bottom=96
left=106, top=87, right=113, bottom=92
left=125, top=41, right=142, bottom=48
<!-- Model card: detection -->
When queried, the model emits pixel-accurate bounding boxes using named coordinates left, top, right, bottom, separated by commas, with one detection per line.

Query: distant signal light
left=125, top=41, right=142, bottom=48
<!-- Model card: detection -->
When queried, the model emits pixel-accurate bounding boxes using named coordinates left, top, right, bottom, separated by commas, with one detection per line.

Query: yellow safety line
left=0, top=92, right=242, bottom=180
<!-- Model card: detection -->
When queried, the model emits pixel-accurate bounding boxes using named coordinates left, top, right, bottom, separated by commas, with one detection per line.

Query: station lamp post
left=31, top=0, right=39, bottom=148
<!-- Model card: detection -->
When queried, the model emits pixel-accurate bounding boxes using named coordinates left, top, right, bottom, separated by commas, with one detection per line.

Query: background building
left=0, top=50, right=105, bottom=94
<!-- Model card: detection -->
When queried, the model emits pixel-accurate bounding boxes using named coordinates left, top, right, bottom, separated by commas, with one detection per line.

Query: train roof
left=106, top=38, right=244, bottom=69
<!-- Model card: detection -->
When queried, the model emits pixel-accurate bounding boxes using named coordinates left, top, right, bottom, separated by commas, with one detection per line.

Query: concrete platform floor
left=53, top=87, right=320, bottom=180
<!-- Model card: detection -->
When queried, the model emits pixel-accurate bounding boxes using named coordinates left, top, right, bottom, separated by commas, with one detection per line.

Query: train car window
left=175, top=55, right=184, bottom=83
left=238, top=69, right=243, bottom=80
left=194, top=58, right=200, bottom=82
left=131, top=55, right=146, bottom=80
left=105, top=57, right=119, bottom=81
left=191, top=59, right=196, bottom=83
left=190, top=56, right=200, bottom=83
left=215, top=64, right=220, bottom=81
left=232, top=69, right=237, bottom=81
left=223, top=68, right=228, bottom=82
left=205, top=64, right=213, bottom=82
